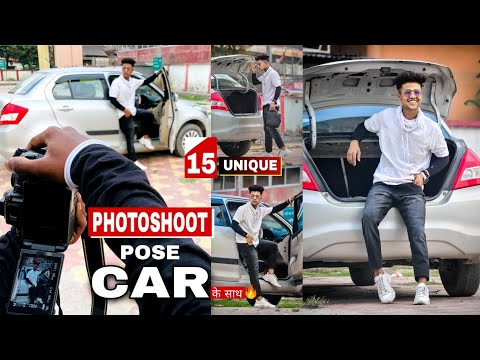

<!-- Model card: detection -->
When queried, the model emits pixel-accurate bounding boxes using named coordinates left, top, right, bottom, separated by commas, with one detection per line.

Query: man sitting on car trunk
left=231, top=184, right=295, bottom=308
left=346, top=71, right=449, bottom=305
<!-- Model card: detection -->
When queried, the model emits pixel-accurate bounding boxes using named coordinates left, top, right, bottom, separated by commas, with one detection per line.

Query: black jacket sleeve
left=252, top=73, right=261, bottom=85
left=273, top=86, right=281, bottom=103
left=231, top=220, right=247, bottom=237
left=351, top=122, right=371, bottom=142
left=0, top=228, right=21, bottom=315
left=271, top=200, right=290, bottom=214
left=142, top=73, right=158, bottom=86
left=109, top=97, right=125, bottom=111
left=426, top=155, right=449, bottom=177
left=70, top=144, right=211, bottom=315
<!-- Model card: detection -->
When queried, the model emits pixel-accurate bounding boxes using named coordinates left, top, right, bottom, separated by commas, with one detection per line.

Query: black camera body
left=0, top=148, right=76, bottom=252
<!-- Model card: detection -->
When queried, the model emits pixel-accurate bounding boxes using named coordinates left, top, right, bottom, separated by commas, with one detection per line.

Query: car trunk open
left=304, top=59, right=459, bottom=200
left=308, top=136, right=457, bottom=200
left=218, top=88, right=258, bottom=115
left=212, top=54, right=259, bottom=115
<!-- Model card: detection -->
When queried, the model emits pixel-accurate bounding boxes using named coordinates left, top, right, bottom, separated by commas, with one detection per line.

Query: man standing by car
left=109, top=57, right=160, bottom=171
left=251, top=53, right=291, bottom=158
left=346, top=71, right=450, bottom=305
left=231, top=184, right=295, bottom=308
left=26, top=260, right=42, bottom=304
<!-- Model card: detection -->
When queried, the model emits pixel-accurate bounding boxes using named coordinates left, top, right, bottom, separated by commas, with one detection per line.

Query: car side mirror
left=172, top=92, right=179, bottom=102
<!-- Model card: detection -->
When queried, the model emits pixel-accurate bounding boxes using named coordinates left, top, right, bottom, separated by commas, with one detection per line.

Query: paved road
left=303, top=276, right=480, bottom=315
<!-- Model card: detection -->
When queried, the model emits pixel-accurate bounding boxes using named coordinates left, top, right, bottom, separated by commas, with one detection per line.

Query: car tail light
left=258, top=94, right=263, bottom=111
left=303, top=161, right=320, bottom=191
left=0, top=103, right=29, bottom=125
left=452, top=148, right=480, bottom=190
left=211, top=91, right=229, bottom=111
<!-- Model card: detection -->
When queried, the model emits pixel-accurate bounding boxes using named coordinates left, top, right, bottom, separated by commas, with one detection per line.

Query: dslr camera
left=0, top=148, right=77, bottom=315
left=0, top=148, right=77, bottom=251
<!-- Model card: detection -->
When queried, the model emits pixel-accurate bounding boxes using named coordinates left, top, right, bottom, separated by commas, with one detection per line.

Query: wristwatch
left=420, top=170, right=430, bottom=184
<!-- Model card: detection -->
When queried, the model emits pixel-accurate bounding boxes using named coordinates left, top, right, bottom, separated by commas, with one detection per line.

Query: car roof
left=36, top=67, right=143, bottom=76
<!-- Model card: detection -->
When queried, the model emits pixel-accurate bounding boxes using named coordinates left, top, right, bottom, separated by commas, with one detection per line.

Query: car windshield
left=8, top=72, right=47, bottom=95
left=303, top=105, right=440, bottom=135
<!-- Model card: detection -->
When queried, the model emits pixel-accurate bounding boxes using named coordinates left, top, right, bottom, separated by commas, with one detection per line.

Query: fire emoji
left=245, top=285, right=256, bottom=299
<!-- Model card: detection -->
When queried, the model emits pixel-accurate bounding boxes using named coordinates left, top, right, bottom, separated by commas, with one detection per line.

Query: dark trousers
left=237, top=239, right=278, bottom=297
left=262, top=104, right=285, bottom=153
left=362, top=182, right=429, bottom=281
left=28, top=285, right=39, bottom=304
left=119, top=109, right=157, bottom=162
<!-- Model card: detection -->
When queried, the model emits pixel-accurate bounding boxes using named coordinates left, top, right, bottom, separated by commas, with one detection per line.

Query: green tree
left=464, top=59, right=480, bottom=112
left=0, top=45, right=38, bottom=70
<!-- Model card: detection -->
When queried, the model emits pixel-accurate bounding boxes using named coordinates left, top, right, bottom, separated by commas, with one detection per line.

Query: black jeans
left=119, top=115, right=137, bottom=162
left=262, top=104, right=285, bottom=153
left=237, top=239, right=278, bottom=297
left=119, top=109, right=157, bottom=162
left=362, top=182, right=429, bottom=281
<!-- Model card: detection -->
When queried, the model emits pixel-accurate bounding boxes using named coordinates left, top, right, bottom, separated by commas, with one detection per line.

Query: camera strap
left=82, top=236, right=107, bottom=315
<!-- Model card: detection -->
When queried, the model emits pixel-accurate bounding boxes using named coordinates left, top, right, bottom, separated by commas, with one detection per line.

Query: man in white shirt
left=346, top=71, right=450, bottom=306
left=110, top=57, right=160, bottom=171
left=26, top=261, right=42, bottom=304
left=231, top=184, right=295, bottom=308
left=251, top=53, right=291, bottom=158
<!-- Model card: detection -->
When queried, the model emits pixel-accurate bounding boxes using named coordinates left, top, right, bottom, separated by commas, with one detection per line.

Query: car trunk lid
left=304, top=59, right=457, bottom=146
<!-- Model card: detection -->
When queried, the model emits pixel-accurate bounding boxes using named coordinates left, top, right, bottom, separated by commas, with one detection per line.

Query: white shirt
left=109, top=75, right=144, bottom=118
left=233, top=202, right=273, bottom=247
left=256, top=66, right=281, bottom=105
left=364, top=106, right=449, bottom=185
left=26, top=268, right=41, bottom=286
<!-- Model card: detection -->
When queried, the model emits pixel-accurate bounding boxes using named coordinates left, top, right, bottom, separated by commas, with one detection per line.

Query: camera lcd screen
left=7, top=249, right=64, bottom=315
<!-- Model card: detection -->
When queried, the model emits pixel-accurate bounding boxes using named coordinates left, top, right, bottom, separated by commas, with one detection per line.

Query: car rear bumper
left=304, top=186, right=480, bottom=265
left=212, top=110, right=264, bottom=142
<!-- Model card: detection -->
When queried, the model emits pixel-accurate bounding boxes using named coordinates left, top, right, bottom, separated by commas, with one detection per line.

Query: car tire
left=219, top=141, right=251, bottom=157
left=246, top=294, right=282, bottom=307
left=349, top=266, right=375, bottom=286
left=174, top=123, right=203, bottom=157
left=439, top=260, right=480, bottom=297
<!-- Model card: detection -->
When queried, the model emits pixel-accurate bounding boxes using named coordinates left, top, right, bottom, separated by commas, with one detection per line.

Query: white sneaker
left=374, top=272, right=395, bottom=303
left=36, top=298, right=44, bottom=304
left=139, top=137, right=155, bottom=150
left=413, top=283, right=430, bottom=305
left=254, top=297, right=276, bottom=308
left=134, top=160, right=148, bottom=171
left=262, top=273, right=282, bottom=288
left=260, top=152, right=273, bottom=157
left=278, top=148, right=291, bottom=158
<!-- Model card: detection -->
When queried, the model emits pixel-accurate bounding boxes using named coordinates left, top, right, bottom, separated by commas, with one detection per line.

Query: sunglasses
left=402, top=89, right=422, bottom=98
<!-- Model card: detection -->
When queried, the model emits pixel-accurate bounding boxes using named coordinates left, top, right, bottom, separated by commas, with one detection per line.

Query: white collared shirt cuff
left=64, top=139, right=108, bottom=190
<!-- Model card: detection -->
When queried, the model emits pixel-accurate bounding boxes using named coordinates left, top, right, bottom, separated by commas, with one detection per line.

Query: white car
left=0, top=67, right=210, bottom=158
left=211, top=193, right=303, bottom=305
left=303, top=59, right=480, bottom=296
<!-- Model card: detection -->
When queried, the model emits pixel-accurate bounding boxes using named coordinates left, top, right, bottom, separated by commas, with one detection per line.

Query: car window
left=137, top=84, right=163, bottom=104
left=70, top=78, right=107, bottom=100
left=214, top=205, right=226, bottom=227
left=52, top=81, right=72, bottom=99
left=8, top=72, right=47, bottom=95
left=261, top=214, right=289, bottom=239
left=303, top=105, right=442, bottom=135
